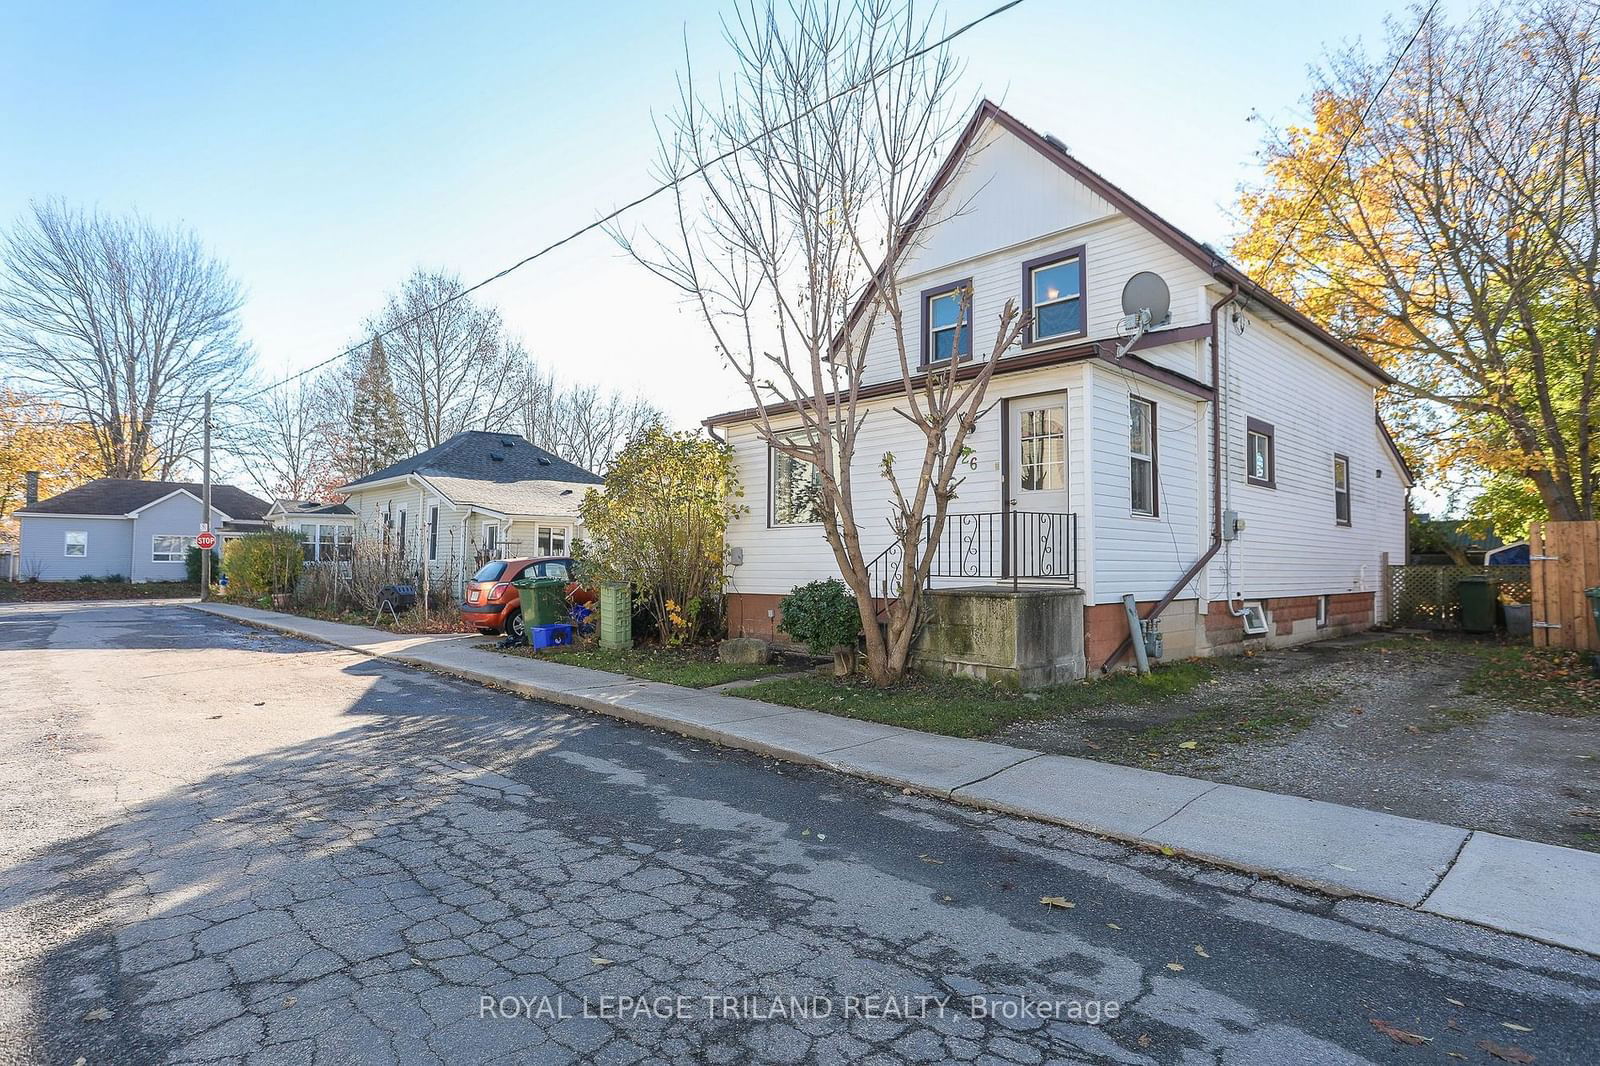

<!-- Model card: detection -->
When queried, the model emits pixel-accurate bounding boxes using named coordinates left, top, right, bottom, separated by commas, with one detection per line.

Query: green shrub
left=104, top=573, right=126, bottom=583
left=76, top=574, right=97, bottom=583
left=221, top=531, right=303, bottom=597
left=778, top=579, right=861, bottom=655
left=186, top=544, right=221, bottom=584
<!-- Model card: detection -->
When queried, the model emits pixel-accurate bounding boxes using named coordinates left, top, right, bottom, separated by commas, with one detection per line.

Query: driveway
left=2, top=601, right=1598, bottom=1065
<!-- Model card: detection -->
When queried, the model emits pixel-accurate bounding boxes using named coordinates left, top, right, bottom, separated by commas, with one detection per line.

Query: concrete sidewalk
left=189, top=601, right=1600, bottom=958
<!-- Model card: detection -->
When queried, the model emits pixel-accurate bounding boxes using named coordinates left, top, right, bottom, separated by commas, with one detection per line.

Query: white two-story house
left=706, top=101, right=1410, bottom=672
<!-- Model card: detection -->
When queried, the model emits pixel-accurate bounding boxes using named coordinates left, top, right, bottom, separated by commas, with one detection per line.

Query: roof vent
left=560, top=488, right=573, bottom=496
left=1043, top=133, right=1069, bottom=153
left=489, top=453, right=505, bottom=462
left=501, top=439, right=515, bottom=448
left=537, top=457, right=552, bottom=466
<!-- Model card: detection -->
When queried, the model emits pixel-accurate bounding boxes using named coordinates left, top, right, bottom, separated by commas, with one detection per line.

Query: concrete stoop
left=186, top=601, right=1600, bottom=960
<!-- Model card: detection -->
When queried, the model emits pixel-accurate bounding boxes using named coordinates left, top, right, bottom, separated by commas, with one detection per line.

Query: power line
left=238, top=0, right=1029, bottom=404
left=1253, top=0, right=1441, bottom=283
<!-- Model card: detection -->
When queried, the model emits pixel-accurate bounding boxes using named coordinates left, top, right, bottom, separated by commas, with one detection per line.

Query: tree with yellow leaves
left=1233, top=0, right=1599, bottom=525
left=0, top=389, right=99, bottom=539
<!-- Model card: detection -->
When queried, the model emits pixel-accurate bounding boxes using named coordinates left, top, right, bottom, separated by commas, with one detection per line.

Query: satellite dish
left=1121, top=271, right=1171, bottom=327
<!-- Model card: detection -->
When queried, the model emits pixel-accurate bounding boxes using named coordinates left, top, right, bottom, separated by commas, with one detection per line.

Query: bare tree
left=368, top=269, right=521, bottom=450
left=505, top=352, right=664, bottom=472
left=616, top=0, right=1027, bottom=685
left=0, top=200, right=252, bottom=479
left=224, top=379, right=340, bottom=501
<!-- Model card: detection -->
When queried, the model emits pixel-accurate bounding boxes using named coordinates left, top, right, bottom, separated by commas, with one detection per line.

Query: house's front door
left=1007, top=392, right=1070, bottom=579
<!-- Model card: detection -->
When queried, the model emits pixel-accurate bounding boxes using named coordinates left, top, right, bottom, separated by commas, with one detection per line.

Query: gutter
left=1100, top=283, right=1240, bottom=673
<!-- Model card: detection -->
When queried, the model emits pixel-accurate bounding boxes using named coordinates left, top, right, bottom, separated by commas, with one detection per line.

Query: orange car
left=461, top=556, right=589, bottom=641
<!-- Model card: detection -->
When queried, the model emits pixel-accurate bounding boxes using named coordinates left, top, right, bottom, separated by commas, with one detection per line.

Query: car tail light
left=490, top=582, right=510, bottom=599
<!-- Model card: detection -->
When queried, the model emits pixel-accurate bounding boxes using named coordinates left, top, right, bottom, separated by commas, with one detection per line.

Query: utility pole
left=200, top=391, right=212, bottom=601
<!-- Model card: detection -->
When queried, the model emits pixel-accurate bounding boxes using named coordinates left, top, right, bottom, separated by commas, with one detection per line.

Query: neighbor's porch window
left=771, top=446, right=823, bottom=526
left=537, top=525, right=569, bottom=555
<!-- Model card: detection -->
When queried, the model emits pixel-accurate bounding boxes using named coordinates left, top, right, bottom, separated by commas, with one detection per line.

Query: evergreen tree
left=345, top=338, right=409, bottom=476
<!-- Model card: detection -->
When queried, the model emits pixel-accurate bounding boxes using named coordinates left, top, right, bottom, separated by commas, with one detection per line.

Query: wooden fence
left=1529, top=521, right=1600, bottom=651
left=1385, top=563, right=1532, bottom=630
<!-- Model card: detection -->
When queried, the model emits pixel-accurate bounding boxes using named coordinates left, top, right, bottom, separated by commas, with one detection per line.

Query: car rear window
left=472, top=561, right=507, bottom=582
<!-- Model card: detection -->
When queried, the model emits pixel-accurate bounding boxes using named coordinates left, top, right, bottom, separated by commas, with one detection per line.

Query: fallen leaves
left=1477, top=1039, right=1535, bottom=1064
left=1039, top=896, right=1076, bottom=909
left=917, top=853, right=944, bottom=865
left=283, top=996, right=297, bottom=1008
left=1445, top=997, right=1466, bottom=1007
left=1177, top=740, right=1198, bottom=750
left=1501, top=1022, right=1533, bottom=1033
left=1106, top=922, right=1122, bottom=930
left=1369, top=1018, right=1429, bottom=1045
left=1194, top=945, right=1210, bottom=958
left=81, top=1006, right=113, bottom=1022
left=590, top=956, right=614, bottom=967
left=1165, top=962, right=1184, bottom=972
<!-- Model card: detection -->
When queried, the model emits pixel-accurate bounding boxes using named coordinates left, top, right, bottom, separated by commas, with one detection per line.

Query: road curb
left=186, top=601, right=1600, bottom=959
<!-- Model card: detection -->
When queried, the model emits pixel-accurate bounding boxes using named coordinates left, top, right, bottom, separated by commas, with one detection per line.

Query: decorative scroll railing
left=866, top=511, right=1078, bottom=601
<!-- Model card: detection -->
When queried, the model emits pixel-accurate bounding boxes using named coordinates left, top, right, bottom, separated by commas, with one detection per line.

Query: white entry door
left=1008, top=393, right=1071, bottom=579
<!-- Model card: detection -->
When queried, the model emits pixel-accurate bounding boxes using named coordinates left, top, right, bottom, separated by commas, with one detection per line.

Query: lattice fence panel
left=1386, top=564, right=1532, bottom=630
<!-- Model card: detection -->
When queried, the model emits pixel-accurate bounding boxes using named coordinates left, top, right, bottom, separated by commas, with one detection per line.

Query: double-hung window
left=1246, top=418, right=1275, bottom=488
left=923, top=281, right=972, bottom=364
left=537, top=525, right=568, bottom=555
left=152, top=534, right=189, bottom=563
left=1333, top=454, right=1352, bottom=526
left=771, top=445, right=823, bottom=526
left=428, top=506, right=440, bottom=561
left=1025, top=250, right=1084, bottom=343
left=64, top=530, right=87, bottom=557
left=1130, top=397, right=1158, bottom=517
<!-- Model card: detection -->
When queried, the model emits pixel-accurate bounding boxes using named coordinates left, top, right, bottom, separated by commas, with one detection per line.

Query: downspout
left=1099, top=282, right=1240, bottom=673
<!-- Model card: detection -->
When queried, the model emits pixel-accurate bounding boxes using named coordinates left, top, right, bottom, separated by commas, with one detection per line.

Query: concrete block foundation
left=911, top=584, right=1086, bottom=689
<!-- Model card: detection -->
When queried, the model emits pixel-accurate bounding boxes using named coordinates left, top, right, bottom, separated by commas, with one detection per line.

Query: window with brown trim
left=1246, top=417, right=1275, bottom=488
left=1022, top=247, right=1085, bottom=344
left=921, top=280, right=972, bottom=365
left=1333, top=453, right=1351, bottom=526
left=1130, top=397, right=1157, bottom=517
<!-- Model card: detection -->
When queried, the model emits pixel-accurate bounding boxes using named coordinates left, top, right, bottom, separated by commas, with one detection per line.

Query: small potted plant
left=778, top=578, right=862, bottom=677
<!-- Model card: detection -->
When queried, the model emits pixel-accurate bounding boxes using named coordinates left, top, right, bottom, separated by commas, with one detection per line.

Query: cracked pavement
left=1, top=601, right=1598, bottom=1065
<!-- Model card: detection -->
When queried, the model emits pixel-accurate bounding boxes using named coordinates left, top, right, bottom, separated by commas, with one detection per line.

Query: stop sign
left=195, top=531, right=217, bottom=550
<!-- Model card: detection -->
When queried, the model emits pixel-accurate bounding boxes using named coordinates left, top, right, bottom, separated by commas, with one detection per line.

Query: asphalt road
left=1, top=601, right=1597, bottom=1066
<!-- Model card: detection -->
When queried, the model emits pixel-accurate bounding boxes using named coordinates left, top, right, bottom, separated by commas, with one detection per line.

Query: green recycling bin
left=1457, top=574, right=1497, bottom=633
left=512, top=576, right=568, bottom=635
left=599, top=581, right=632, bottom=650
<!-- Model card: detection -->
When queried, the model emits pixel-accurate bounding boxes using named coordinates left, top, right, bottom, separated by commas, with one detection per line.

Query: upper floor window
left=922, top=281, right=972, bottom=365
left=771, top=445, right=824, bottom=526
left=1246, top=418, right=1276, bottom=488
left=1130, top=397, right=1157, bottom=517
left=1024, top=248, right=1085, bottom=343
left=1333, top=454, right=1352, bottom=525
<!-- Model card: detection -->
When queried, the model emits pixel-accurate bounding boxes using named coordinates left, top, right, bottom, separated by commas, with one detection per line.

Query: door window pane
left=1018, top=406, right=1065, bottom=492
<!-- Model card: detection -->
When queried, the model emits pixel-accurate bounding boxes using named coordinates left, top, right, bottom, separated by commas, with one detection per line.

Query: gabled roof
left=340, top=431, right=602, bottom=492
left=419, top=475, right=594, bottom=519
left=724, top=99, right=1393, bottom=429
left=16, top=479, right=271, bottom=521
left=269, top=498, right=355, bottom=518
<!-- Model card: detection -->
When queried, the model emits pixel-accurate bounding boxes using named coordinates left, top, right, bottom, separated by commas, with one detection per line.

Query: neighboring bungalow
left=264, top=498, right=357, bottom=563
left=15, top=479, right=270, bottom=582
left=336, top=431, right=602, bottom=594
left=707, top=100, right=1412, bottom=677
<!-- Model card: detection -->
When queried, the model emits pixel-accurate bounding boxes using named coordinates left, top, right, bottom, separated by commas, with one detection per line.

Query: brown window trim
left=1333, top=452, right=1352, bottom=526
left=1021, top=245, right=1087, bottom=348
left=1246, top=417, right=1276, bottom=489
left=920, top=278, right=974, bottom=369
left=1131, top=395, right=1158, bottom=518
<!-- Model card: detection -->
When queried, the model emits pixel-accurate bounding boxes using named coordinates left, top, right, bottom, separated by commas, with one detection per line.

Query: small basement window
left=1317, top=595, right=1329, bottom=628
left=1240, top=602, right=1268, bottom=636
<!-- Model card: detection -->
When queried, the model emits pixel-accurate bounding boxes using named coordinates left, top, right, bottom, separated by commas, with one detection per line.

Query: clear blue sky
left=0, top=0, right=1464, bottom=433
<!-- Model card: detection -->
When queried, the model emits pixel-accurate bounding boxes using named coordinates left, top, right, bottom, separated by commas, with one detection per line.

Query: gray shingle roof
left=17, top=480, right=271, bottom=521
left=340, top=431, right=603, bottom=491
left=272, top=498, right=355, bottom=517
